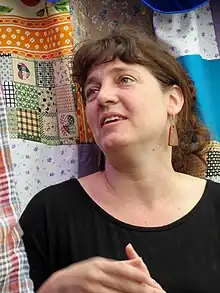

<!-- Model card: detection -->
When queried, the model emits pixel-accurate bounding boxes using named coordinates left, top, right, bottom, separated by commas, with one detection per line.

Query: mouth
left=101, top=115, right=127, bottom=127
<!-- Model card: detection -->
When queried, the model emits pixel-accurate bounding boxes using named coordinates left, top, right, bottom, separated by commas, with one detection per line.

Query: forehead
left=85, top=59, right=147, bottom=87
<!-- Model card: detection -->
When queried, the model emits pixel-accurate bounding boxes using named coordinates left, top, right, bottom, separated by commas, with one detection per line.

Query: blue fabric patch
left=178, top=54, right=220, bottom=140
left=141, top=0, right=208, bottom=14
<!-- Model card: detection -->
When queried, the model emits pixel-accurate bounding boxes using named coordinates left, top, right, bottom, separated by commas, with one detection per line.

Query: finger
left=101, top=259, right=151, bottom=285
left=126, top=243, right=139, bottom=259
left=89, top=283, right=164, bottom=293
left=125, top=249, right=163, bottom=291
left=37, top=279, right=57, bottom=293
left=82, top=280, right=122, bottom=293
left=143, top=284, right=167, bottom=293
left=125, top=243, right=150, bottom=275
left=37, top=270, right=67, bottom=293
left=127, top=260, right=163, bottom=290
left=98, top=270, right=157, bottom=293
left=126, top=244, right=149, bottom=273
left=126, top=244, right=150, bottom=276
left=127, top=257, right=150, bottom=273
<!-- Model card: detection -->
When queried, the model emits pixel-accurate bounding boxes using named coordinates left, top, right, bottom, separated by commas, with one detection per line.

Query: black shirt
left=20, top=178, right=220, bottom=292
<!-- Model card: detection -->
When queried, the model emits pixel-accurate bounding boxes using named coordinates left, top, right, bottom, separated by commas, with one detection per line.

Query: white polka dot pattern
left=153, top=2, right=219, bottom=60
left=206, top=141, right=220, bottom=183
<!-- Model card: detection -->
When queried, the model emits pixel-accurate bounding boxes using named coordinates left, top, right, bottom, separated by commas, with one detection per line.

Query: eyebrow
left=84, top=76, right=100, bottom=91
left=84, top=66, right=139, bottom=90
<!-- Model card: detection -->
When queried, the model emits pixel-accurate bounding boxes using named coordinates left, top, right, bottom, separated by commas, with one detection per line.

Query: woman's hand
left=126, top=243, right=166, bottom=292
left=37, top=256, right=164, bottom=293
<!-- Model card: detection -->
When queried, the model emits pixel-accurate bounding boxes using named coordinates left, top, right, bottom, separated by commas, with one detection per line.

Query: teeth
left=104, top=116, right=123, bottom=124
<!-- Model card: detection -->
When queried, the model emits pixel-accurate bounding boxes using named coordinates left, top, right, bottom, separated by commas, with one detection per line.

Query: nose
left=97, top=85, right=119, bottom=106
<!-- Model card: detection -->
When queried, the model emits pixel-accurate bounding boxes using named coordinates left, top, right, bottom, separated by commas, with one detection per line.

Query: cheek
left=85, top=105, right=98, bottom=132
left=141, top=86, right=165, bottom=109
left=85, top=107, right=93, bottom=128
left=137, top=92, right=167, bottom=124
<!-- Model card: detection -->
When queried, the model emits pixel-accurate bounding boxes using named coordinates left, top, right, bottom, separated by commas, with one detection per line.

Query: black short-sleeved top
left=20, top=178, right=220, bottom=292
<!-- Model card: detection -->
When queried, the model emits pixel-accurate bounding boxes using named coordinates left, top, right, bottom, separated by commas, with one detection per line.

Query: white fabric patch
left=153, top=2, right=219, bottom=60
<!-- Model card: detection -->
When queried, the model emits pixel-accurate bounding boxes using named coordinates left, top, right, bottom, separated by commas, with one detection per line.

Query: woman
left=20, top=29, right=220, bottom=293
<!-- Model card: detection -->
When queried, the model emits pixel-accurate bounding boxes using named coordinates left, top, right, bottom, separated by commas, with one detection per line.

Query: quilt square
left=0, top=54, right=13, bottom=82
left=60, top=137, right=80, bottom=145
left=15, top=83, right=38, bottom=110
left=55, top=85, right=75, bottom=113
left=38, top=87, right=56, bottom=113
left=40, top=112, right=59, bottom=145
left=53, top=57, right=73, bottom=86
left=58, top=111, right=79, bottom=142
left=35, top=60, right=54, bottom=88
left=17, top=109, right=40, bottom=141
left=12, top=57, right=36, bottom=86
left=2, top=81, right=16, bottom=107
left=6, top=108, right=18, bottom=138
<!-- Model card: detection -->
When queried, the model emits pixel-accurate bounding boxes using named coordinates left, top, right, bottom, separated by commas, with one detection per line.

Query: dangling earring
left=168, top=116, right=179, bottom=146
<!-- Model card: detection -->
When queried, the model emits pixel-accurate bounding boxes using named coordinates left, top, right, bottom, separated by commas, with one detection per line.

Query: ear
left=166, top=85, right=184, bottom=116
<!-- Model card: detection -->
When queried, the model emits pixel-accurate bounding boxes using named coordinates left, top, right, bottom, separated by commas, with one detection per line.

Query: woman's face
left=84, top=59, right=183, bottom=153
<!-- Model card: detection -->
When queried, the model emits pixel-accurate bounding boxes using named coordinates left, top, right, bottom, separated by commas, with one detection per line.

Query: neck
left=103, top=145, right=179, bottom=205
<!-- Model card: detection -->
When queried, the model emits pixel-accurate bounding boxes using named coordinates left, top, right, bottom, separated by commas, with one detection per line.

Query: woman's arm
left=19, top=192, right=51, bottom=291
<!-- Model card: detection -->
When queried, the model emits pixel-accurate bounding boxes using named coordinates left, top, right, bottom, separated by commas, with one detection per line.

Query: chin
left=101, top=135, right=130, bottom=152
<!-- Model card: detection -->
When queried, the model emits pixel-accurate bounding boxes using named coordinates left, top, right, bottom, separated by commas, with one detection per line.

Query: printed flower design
left=59, top=114, right=76, bottom=137
left=0, top=5, right=13, bottom=14
left=20, top=0, right=40, bottom=6
left=36, top=0, right=69, bottom=17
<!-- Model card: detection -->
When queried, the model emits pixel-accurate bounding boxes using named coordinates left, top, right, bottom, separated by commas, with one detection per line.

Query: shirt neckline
left=76, top=178, right=210, bottom=232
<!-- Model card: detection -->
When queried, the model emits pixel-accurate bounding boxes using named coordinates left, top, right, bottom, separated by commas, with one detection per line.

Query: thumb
left=126, top=243, right=139, bottom=260
left=126, top=243, right=150, bottom=275
left=125, top=244, right=163, bottom=290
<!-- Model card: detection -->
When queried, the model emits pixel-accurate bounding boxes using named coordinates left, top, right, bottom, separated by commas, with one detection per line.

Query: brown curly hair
left=72, top=28, right=210, bottom=174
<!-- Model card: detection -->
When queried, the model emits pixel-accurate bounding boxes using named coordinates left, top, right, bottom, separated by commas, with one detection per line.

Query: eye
left=85, top=88, right=99, bottom=101
left=118, top=76, right=135, bottom=85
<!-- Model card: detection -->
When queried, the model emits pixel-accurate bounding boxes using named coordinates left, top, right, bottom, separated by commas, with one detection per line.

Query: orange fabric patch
left=0, top=14, right=73, bottom=58
left=76, top=84, right=94, bottom=143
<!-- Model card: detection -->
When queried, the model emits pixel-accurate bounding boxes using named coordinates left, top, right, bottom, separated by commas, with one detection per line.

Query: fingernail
left=151, top=279, right=163, bottom=288
left=151, top=279, right=159, bottom=285
left=139, top=257, right=144, bottom=262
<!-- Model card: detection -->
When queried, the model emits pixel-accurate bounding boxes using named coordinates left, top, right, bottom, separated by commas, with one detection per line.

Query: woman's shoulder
left=201, top=180, right=220, bottom=219
left=206, top=179, right=220, bottom=199
left=33, top=178, right=83, bottom=203
left=21, top=178, right=87, bottom=217
left=21, top=172, right=102, bottom=216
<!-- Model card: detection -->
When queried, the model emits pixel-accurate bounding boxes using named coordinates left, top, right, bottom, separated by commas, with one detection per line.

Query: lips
left=100, top=113, right=127, bottom=127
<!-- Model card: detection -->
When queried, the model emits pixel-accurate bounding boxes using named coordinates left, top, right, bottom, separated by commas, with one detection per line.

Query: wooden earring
left=168, top=117, right=179, bottom=146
